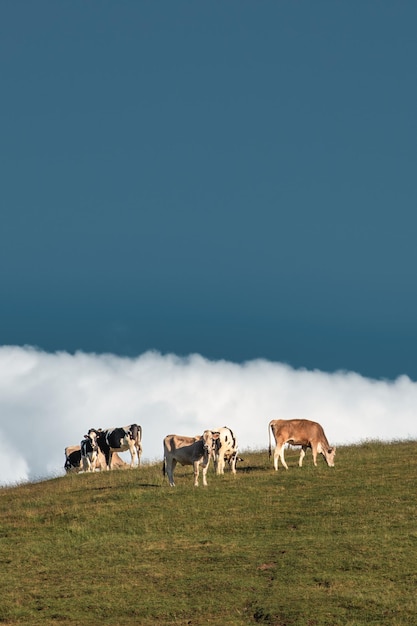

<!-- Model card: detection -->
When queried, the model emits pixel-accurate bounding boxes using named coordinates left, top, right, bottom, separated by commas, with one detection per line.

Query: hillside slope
left=0, top=441, right=416, bottom=625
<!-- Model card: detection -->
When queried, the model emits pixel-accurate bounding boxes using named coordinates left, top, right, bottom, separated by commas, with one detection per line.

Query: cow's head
left=87, top=429, right=99, bottom=451
left=201, top=430, right=219, bottom=458
left=211, top=431, right=221, bottom=456
left=324, top=446, right=336, bottom=467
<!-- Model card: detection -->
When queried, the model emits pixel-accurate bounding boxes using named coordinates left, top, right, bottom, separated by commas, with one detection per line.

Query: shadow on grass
left=236, top=464, right=270, bottom=474
left=88, top=482, right=161, bottom=491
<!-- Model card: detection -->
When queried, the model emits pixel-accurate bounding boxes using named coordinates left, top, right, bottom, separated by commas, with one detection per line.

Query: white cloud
left=0, top=346, right=415, bottom=487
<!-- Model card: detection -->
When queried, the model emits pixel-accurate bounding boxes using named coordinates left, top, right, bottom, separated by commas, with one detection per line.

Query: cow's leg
left=312, top=444, right=318, bottom=466
left=82, top=455, right=91, bottom=473
left=166, top=459, right=176, bottom=487
left=299, top=447, right=307, bottom=467
left=129, top=443, right=137, bottom=468
left=96, top=451, right=105, bottom=471
left=273, top=445, right=280, bottom=470
left=193, top=461, right=200, bottom=486
left=90, top=452, right=97, bottom=472
left=201, top=460, right=211, bottom=487
left=217, top=452, right=225, bottom=475
left=278, top=442, right=289, bottom=470
left=93, top=453, right=101, bottom=471
left=137, top=443, right=142, bottom=467
left=230, top=451, right=237, bottom=475
left=274, top=442, right=287, bottom=470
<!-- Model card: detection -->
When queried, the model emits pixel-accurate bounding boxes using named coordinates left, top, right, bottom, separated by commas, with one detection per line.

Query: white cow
left=212, top=426, right=240, bottom=474
left=268, top=419, right=336, bottom=470
left=162, top=430, right=219, bottom=487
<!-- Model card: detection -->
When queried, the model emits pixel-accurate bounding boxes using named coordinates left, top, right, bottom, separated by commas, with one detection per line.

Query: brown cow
left=268, top=419, right=336, bottom=470
left=162, top=430, right=219, bottom=487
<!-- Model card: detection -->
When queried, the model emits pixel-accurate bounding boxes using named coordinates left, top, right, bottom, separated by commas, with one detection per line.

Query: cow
left=162, top=430, right=219, bottom=487
left=92, top=424, right=142, bottom=470
left=80, top=432, right=99, bottom=473
left=212, top=426, right=241, bottom=475
left=64, top=445, right=82, bottom=473
left=268, top=419, right=336, bottom=470
left=64, top=445, right=127, bottom=473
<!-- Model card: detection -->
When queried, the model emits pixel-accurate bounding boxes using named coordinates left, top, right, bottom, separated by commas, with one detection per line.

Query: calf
left=162, top=430, right=219, bottom=487
left=81, top=432, right=99, bottom=472
left=268, top=419, right=336, bottom=470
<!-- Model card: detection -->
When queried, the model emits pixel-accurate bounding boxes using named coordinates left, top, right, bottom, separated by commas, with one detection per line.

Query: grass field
left=0, top=440, right=416, bottom=625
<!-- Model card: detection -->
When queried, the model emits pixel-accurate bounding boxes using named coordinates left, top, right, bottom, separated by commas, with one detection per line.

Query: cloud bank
left=0, top=346, right=415, bottom=487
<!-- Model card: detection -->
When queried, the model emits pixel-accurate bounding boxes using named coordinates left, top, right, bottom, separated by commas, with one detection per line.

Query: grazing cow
left=64, top=445, right=82, bottom=473
left=93, top=424, right=142, bottom=470
left=64, top=444, right=127, bottom=473
left=268, top=419, right=336, bottom=470
left=162, top=430, right=219, bottom=487
left=212, top=426, right=241, bottom=475
left=80, top=432, right=99, bottom=473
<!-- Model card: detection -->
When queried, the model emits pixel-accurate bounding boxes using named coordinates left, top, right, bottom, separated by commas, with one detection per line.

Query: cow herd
left=64, top=419, right=336, bottom=486
left=64, top=424, right=143, bottom=474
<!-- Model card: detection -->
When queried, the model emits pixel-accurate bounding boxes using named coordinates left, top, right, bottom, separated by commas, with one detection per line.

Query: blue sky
left=2, top=1, right=417, bottom=380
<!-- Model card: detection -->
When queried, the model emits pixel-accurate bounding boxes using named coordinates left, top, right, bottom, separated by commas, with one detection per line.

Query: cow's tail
left=268, top=421, right=272, bottom=458
left=162, top=458, right=166, bottom=476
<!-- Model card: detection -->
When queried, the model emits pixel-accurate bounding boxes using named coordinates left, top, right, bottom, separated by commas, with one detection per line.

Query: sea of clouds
left=0, top=346, right=416, bottom=487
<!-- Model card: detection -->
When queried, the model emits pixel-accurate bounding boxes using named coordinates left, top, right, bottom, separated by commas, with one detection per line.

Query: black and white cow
left=92, top=424, right=142, bottom=470
left=64, top=442, right=128, bottom=473
left=80, top=432, right=99, bottom=473
left=212, top=426, right=241, bottom=475
left=64, top=445, right=82, bottom=473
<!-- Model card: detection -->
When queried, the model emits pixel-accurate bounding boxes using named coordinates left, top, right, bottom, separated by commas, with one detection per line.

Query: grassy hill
left=1, top=441, right=416, bottom=625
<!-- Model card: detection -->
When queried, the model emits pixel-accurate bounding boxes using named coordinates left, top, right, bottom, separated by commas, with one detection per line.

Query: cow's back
left=64, top=446, right=82, bottom=473
left=65, top=445, right=80, bottom=458
left=164, top=434, right=200, bottom=453
left=272, top=419, right=325, bottom=445
left=289, top=419, right=328, bottom=445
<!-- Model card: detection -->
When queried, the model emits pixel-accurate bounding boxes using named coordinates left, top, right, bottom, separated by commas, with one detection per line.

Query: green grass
left=0, top=440, right=416, bottom=625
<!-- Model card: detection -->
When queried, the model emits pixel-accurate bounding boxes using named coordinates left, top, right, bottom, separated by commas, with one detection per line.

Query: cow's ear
left=212, top=432, right=220, bottom=439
